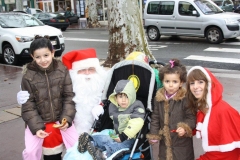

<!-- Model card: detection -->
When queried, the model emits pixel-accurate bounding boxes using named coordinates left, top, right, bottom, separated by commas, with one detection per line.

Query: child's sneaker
left=77, top=132, right=89, bottom=153
left=87, top=141, right=106, bottom=160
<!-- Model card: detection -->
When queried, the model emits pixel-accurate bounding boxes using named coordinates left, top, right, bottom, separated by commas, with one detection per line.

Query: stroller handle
left=149, top=60, right=166, bottom=66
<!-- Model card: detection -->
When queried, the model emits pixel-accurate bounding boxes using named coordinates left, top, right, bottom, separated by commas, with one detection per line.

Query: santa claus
left=62, top=48, right=107, bottom=134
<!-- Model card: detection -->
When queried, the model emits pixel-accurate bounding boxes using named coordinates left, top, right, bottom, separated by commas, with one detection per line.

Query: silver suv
left=144, top=0, right=240, bottom=44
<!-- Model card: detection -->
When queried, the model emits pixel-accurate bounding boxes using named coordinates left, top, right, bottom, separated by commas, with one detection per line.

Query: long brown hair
left=186, top=69, right=208, bottom=114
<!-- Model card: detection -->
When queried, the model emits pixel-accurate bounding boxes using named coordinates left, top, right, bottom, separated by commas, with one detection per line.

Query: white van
left=143, top=0, right=240, bottom=43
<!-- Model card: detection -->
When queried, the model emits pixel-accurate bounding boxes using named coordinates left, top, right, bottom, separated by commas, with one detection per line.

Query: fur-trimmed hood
left=155, top=87, right=186, bottom=102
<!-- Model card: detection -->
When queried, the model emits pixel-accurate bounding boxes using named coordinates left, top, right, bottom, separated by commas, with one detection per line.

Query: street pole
left=103, top=0, right=105, bottom=22
left=139, top=0, right=142, bottom=21
left=16, top=0, right=24, bottom=11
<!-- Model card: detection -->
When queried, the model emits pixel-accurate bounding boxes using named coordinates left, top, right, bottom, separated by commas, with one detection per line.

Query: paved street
left=0, top=24, right=240, bottom=160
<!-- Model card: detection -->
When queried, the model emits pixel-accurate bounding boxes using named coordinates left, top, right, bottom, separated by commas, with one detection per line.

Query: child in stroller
left=64, top=54, right=159, bottom=160
left=77, top=79, right=145, bottom=160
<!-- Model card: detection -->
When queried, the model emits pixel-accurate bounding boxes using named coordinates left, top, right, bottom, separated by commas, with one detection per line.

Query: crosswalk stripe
left=204, top=47, right=240, bottom=53
left=184, top=55, right=240, bottom=64
left=65, top=37, right=108, bottom=42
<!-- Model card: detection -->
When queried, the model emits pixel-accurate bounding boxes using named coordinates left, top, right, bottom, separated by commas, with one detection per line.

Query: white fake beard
left=69, top=68, right=107, bottom=134
left=70, top=71, right=105, bottom=105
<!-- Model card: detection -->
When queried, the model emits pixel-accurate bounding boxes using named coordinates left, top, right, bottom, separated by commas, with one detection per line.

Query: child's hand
left=59, top=122, right=69, bottom=131
left=176, top=127, right=186, bottom=137
left=36, top=129, right=51, bottom=138
left=113, top=137, right=121, bottom=143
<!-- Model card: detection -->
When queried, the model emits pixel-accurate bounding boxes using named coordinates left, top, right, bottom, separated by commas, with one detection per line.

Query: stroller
left=93, top=59, right=165, bottom=160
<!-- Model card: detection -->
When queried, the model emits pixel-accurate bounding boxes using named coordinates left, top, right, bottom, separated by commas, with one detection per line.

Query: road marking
left=149, top=45, right=167, bottom=51
left=64, top=32, right=85, bottom=34
left=221, top=42, right=240, bottom=45
left=64, top=37, right=108, bottom=42
left=213, top=73, right=240, bottom=79
left=204, top=47, right=240, bottom=53
left=184, top=55, right=240, bottom=64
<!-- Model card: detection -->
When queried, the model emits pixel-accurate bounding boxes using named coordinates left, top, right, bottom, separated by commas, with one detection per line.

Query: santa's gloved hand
left=17, top=91, right=30, bottom=105
left=91, top=105, right=104, bottom=120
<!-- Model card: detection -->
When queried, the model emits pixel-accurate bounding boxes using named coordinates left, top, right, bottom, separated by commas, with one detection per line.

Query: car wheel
left=2, top=44, right=18, bottom=65
left=206, top=27, right=223, bottom=44
left=147, top=26, right=160, bottom=41
left=61, top=27, right=67, bottom=31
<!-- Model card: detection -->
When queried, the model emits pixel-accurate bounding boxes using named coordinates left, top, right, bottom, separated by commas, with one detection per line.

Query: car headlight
left=224, top=19, right=238, bottom=25
left=15, top=36, right=34, bottom=42
left=59, top=34, right=63, bottom=38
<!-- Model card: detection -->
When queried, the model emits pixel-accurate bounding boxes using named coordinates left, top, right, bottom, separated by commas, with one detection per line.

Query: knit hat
left=62, top=48, right=100, bottom=70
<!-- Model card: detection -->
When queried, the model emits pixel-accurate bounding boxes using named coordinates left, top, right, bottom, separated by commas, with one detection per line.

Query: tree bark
left=86, top=0, right=101, bottom=28
left=103, top=0, right=153, bottom=67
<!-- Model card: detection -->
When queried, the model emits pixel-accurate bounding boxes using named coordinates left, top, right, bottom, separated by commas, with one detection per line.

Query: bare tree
left=86, top=0, right=101, bottom=28
left=103, top=0, right=154, bottom=67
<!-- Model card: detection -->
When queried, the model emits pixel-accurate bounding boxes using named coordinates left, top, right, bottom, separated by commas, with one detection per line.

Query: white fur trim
left=196, top=131, right=201, bottom=139
left=203, top=141, right=240, bottom=152
left=196, top=122, right=203, bottom=131
left=42, top=144, right=64, bottom=155
left=72, top=58, right=100, bottom=70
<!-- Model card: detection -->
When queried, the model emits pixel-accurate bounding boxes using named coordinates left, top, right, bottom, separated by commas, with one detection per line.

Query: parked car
left=144, top=0, right=240, bottom=44
left=0, top=12, right=65, bottom=65
left=34, top=12, right=69, bottom=31
left=212, top=0, right=234, bottom=12
left=234, top=5, right=240, bottom=13
left=23, top=8, right=43, bottom=15
left=59, top=11, right=79, bottom=24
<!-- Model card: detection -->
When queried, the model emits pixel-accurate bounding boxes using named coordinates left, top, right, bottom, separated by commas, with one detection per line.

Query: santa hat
left=62, top=48, right=100, bottom=70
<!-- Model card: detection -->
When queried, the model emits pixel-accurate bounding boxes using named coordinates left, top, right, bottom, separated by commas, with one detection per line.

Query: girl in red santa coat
left=186, top=66, right=240, bottom=160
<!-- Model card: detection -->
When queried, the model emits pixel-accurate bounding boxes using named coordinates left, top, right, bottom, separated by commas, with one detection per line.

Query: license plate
left=51, top=41, right=57, bottom=45
left=59, top=20, right=65, bottom=22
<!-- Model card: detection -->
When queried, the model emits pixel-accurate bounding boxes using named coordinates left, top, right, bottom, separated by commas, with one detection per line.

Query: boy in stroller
left=77, top=79, right=145, bottom=160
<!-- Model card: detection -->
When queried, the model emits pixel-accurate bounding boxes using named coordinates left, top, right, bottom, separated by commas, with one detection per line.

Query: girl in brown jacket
left=21, top=35, right=78, bottom=160
left=147, top=59, right=196, bottom=160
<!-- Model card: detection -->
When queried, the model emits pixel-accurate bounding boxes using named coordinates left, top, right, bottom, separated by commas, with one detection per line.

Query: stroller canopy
left=102, top=60, right=156, bottom=111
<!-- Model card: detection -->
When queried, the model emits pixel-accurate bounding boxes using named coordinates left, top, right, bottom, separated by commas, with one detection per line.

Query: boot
left=78, top=132, right=89, bottom=153
left=87, top=140, right=106, bottom=160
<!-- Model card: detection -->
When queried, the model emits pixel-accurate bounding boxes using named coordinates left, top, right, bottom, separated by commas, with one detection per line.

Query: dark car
left=234, top=6, right=240, bottom=13
left=59, top=11, right=79, bottom=24
left=34, top=12, right=69, bottom=31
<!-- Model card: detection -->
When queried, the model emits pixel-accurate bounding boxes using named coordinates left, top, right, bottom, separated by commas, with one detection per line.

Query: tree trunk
left=103, top=0, right=153, bottom=67
left=86, top=0, right=101, bottom=28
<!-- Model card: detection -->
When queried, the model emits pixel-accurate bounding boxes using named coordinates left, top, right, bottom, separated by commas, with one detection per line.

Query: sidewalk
left=0, top=63, right=240, bottom=160
left=67, top=20, right=108, bottom=30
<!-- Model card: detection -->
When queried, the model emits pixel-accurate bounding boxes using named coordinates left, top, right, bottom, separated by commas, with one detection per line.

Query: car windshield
left=0, top=14, right=44, bottom=28
left=50, top=13, right=64, bottom=17
left=212, top=0, right=223, bottom=6
left=194, top=0, right=224, bottom=14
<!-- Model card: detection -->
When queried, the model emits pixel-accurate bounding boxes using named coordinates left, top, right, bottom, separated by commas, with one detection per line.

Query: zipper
left=45, top=70, right=55, bottom=121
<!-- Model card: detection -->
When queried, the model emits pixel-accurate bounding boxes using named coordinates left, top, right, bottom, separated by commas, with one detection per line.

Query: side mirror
left=192, top=10, right=200, bottom=17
